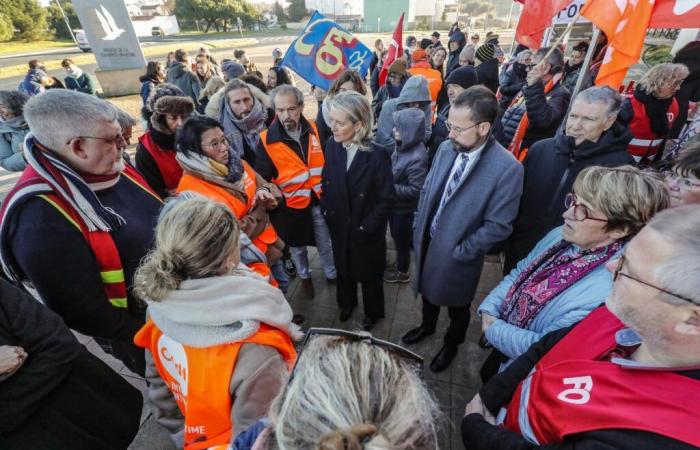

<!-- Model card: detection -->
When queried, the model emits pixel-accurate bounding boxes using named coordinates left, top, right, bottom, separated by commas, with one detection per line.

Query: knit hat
left=476, top=43, right=496, bottom=62
left=432, top=31, right=440, bottom=39
left=272, top=48, right=284, bottom=59
left=142, top=83, right=185, bottom=121
left=150, top=95, right=194, bottom=134
left=420, top=38, right=432, bottom=50
left=388, top=59, right=408, bottom=76
left=221, top=60, right=245, bottom=81
left=444, top=66, right=479, bottom=90
left=412, top=49, right=429, bottom=62
left=486, top=34, right=499, bottom=45
left=460, top=45, right=476, bottom=64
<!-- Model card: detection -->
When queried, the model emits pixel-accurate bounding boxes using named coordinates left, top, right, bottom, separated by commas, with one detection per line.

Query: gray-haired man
left=0, top=90, right=162, bottom=375
left=503, top=86, right=636, bottom=273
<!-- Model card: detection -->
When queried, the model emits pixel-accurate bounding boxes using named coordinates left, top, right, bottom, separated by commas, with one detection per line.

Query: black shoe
left=326, top=277, right=337, bottom=284
left=300, top=278, right=315, bottom=299
left=383, top=269, right=411, bottom=283
left=401, top=325, right=435, bottom=345
left=362, top=317, right=378, bottom=331
left=339, top=307, right=354, bottom=322
left=430, top=344, right=457, bottom=372
left=292, top=314, right=305, bottom=325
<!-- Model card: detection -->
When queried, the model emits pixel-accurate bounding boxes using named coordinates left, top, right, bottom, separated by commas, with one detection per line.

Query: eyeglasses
left=68, top=134, right=126, bottom=147
left=202, top=137, right=229, bottom=149
left=613, top=254, right=696, bottom=304
left=287, top=328, right=424, bottom=385
left=445, top=121, right=481, bottom=135
left=564, top=193, right=608, bottom=223
left=663, top=170, right=700, bottom=189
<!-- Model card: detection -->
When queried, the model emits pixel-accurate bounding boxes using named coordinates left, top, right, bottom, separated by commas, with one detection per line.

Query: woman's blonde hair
left=638, top=63, right=689, bottom=97
left=134, top=194, right=240, bottom=302
left=330, top=90, right=374, bottom=150
left=573, top=165, right=670, bottom=235
left=269, top=334, right=441, bottom=450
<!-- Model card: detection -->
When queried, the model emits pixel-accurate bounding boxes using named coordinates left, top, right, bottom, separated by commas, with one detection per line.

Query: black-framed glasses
left=445, top=121, right=481, bottom=135
left=613, top=254, right=696, bottom=304
left=287, top=328, right=424, bottom=385
left=564, top=193, right=608, bottom=223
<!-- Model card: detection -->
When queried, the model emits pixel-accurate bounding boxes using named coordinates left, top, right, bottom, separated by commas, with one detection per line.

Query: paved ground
left=118, top=246, right=502, bottom=450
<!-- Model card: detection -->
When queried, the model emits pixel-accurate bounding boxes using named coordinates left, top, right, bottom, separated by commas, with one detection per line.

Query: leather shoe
left=362, top=317, right=378, bottom=331
left=339, top=307, right=354, bottom=322
left=300, top=278, right=315, bottom=299
left=401, top=325, right=435, bottom=345
left=430, top=344, right=457, bottom=373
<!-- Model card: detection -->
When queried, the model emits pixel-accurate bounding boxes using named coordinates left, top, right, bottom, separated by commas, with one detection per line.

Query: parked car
left=74, top=29, right=91, bottom=53
left=151, top=26, right=165, bottom=38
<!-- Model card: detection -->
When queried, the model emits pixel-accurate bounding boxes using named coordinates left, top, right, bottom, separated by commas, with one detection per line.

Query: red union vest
left=503, top=307, right=700, bottom=447
left=0, top=164, right=161, bottom=309
left=134, top=321, right=297, bottom=450
left=259, top=121, right=324, bottom=209
left=627, top=96, right=679, bottom=160
left=139, top=131, right=184, bottom=192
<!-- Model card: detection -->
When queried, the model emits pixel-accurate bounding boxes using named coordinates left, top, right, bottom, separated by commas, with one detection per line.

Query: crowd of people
left=0, top=24, right=699, bottom=450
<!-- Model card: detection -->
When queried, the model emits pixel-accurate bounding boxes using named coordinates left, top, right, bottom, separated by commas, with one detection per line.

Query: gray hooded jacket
left=391, top=108, right=428, bottom=214
left=375, top=75, right=433, bottom=152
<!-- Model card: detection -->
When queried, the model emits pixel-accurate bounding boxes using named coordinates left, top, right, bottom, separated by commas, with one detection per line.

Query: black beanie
left=444, top=65, right=479, bottom=90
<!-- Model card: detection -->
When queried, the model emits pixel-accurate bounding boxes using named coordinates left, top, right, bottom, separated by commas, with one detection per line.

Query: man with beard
left=462, top=206, right=700, bottom=450
left=404, top=86, right=523, bottom=372
left=205, top=79, right=275, bottom=167
left=255, top=85, right=337, bottom=298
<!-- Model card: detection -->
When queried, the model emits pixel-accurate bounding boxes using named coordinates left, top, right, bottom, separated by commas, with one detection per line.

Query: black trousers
left=422, top=297, right=470, bottom=349
left=389, top=212, right=413, bottom=273
left=337, top=275, right=385, bottom=320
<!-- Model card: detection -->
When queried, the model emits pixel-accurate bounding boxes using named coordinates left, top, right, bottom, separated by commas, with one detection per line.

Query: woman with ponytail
left=133, top=195, right=299, bottom=450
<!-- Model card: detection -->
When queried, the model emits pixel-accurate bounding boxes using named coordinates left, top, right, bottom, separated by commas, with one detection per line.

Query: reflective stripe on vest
left=260, top=121, right=324, bottom=209
left=36, top=165, right=161, bottom=309
left=627, top=96, right=679, bottom=159
left=134, top=321, right=297, bottom=450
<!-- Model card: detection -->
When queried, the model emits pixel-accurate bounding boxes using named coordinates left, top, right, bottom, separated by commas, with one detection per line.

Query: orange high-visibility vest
left=28, top=165, right=161, bottom=308
left=177, top=161, right=278, bottom=254
left=259, top=121, right=324, bottom=209
left=134, top=321, right=297, bottom=450
left=408, top=66, right=443, bottom=104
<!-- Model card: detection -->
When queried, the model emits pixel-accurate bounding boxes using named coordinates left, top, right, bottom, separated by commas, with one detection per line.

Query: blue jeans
left=270, top=260, right=289, bottom=293
left=290, top=205, right=336, bottom=279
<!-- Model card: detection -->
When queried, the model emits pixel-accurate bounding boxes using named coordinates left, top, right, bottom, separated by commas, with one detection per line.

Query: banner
left=281, top=11, right=372, bottom=91
left=552, top=0, right=591, bottom=24
left=515, top=0, right=573, bottom=49
left=72, top=0, right=146, bottom=70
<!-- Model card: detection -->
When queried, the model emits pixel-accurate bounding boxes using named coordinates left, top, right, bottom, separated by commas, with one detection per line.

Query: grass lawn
left=0, top=40, right=75, bottom=56
left=175, top=28, right=295, bottom=39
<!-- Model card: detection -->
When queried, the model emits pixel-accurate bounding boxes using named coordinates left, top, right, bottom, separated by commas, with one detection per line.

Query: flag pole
left=541, top=8, right=583, bottom=61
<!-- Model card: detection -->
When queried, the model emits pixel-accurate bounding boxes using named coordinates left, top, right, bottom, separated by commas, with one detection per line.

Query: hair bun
left=318, top=424, right=378, bottom=450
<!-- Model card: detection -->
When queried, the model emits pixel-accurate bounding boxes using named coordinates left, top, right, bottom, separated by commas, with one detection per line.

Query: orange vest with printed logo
left=259, top=121, right=324, bottom=209
left=134, top=321, right=297, bottom=450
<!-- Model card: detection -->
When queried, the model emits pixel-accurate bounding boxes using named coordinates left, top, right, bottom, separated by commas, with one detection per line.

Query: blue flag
left=281, top=11, right=372, bottom=91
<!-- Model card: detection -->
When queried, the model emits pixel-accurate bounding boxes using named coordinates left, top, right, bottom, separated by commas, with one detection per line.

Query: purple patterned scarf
left=499, top=239, right=625, bottom=328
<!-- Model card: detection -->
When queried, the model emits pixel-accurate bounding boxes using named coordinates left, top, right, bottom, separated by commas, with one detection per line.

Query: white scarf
left=145, top=265, right=301, bottom=347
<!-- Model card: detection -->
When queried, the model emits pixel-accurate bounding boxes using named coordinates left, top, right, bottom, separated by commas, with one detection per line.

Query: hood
left=204, top=82, right=270, bottom=120
left=393, top=108, right=425, bottom=150
left=168, top=62, right=189, bottom=79
left=557, top=124, right=633, bottom=160
left=396, top=75, right=431, bottom=106
left=448, top=31, right=466, bottom=54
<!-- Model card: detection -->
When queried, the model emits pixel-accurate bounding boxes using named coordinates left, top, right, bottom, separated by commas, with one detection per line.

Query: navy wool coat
left=321, top=139, right=395, bottom=281
left=413, top=136, right=524, bottom=307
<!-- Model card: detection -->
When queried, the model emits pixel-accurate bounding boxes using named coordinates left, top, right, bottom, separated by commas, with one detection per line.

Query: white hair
left=649, top=205, right=700, bottom=306
left=23, top=89, right=118, bottom=152
left=269, top=334, right=441, bottom=450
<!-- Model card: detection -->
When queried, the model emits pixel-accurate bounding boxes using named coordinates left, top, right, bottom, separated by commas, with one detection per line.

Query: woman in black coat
left=320, top=91, right=395, bottom=331
left=0, top=279, right=142, bottom=450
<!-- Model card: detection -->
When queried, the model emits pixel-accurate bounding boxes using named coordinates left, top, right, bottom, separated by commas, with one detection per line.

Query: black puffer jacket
left=499, top=80, right=571, bottom=149
left=503, top=122, right=634, bottom=272
left=498, top=63, right=527, bottom=112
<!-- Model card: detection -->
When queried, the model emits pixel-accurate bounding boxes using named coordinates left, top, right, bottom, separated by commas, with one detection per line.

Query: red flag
left=582, top=0, right=655, bottom=89
left=650, top=0, right=700, bottom=27
left=515, top=0, right=572, bottom=49
left=378, top=13, right=404, bottom=87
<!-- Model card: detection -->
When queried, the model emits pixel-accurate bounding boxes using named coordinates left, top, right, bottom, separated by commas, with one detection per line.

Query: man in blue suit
left=404, top=86, right=524, bottom=372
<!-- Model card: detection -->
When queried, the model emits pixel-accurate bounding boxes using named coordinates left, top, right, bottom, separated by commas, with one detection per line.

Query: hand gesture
left=0, top=345, right=27, bottom=378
